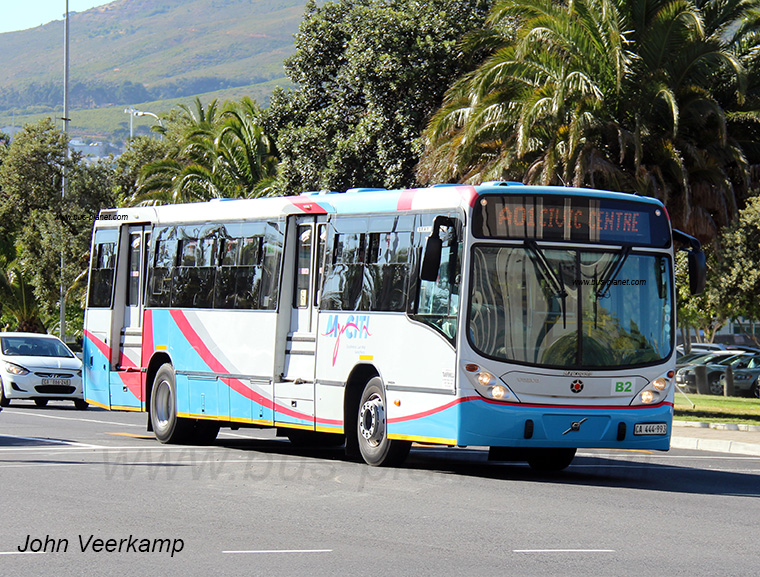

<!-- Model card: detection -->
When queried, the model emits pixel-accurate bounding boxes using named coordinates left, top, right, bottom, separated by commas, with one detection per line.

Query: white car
left=0, top=332, right=87, bottom=409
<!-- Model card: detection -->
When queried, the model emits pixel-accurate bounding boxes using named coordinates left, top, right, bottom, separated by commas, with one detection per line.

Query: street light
left=124, top=107, right=164, bottom=138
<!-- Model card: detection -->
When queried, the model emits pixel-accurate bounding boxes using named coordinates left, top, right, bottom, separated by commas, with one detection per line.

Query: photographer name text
left=17, top=534, right=184, bottom=557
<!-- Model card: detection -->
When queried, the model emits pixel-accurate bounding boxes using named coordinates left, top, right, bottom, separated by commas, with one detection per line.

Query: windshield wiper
left=596, top=246, right=632, bottom=298
left=525, top=240, right=568, bottom=328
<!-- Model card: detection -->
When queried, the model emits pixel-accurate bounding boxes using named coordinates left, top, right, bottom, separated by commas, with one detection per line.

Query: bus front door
left=109, top=225, right=150, bottom=410
left=275, top=215, right=327, bottom=428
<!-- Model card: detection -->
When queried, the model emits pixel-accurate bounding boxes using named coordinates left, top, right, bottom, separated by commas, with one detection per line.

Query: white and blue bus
left=83, top=182, right=705, bottom=469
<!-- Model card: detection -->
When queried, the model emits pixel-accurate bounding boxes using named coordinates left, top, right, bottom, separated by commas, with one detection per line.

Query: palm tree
left=132, top=97, right=279, bottom=205
left=419, top=0, right=760, bottom=242
left=0, top=261, right=45, bottom=333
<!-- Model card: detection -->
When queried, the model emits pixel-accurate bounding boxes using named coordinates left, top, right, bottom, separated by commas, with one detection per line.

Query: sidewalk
left=671, top=420, right=760, bottom=457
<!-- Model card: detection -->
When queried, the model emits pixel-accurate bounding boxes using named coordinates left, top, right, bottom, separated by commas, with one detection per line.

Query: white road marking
left=2, top=410, right=142, bottom=427
left=0, top=435, right=102, bottom=448
left=514, top=549, right=615, bottom=553
left=223, top=549, right=332, bottom=554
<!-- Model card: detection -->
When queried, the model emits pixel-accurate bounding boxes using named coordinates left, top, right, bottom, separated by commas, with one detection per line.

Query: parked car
left=675, top=351, right=758, bottom=395
left=0, top=332, right=87, bottom=409
left=719, top=362, right=760, bottom=398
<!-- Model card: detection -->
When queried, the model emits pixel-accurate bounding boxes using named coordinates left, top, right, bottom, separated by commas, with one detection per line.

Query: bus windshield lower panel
left=468, top=246, right=673, bottom=369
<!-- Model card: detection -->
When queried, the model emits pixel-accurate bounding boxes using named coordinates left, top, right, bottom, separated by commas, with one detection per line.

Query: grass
left=674, top=392, right=760, bottom=425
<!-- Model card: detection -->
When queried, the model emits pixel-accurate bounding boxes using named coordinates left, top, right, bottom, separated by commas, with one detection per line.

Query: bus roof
left=93, top=183, right=665, bottom=228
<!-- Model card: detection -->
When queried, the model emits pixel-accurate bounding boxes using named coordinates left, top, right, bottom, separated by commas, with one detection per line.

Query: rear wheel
left=357, top=378, right=410, bottom=466
left=527, top=448, right=576, bottom=471
left=34, top=399, right=48, bottom=407
left=150, top=364, right=193, bottom=444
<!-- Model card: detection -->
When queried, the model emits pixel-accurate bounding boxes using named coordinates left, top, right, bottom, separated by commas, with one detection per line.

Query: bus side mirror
left=688, top=250, right=706, bottom=295
left=421, top=234, right=442, bottom=282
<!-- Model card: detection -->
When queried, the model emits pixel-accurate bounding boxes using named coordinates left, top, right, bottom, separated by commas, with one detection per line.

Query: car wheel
left=34, top=399, right=48, bottom=407
left=751, top=381, right=760, bottom=399
left=527, top=448, right=577, bottom=471
left=708, top=377, right=724, bottom=395
left=149, top=364, right=193, bottom=444
left=73, top=399, right=89, bottom=410
left=0, top=381, right=9, bottom=407
left=356, top=377, right=410, bottom=467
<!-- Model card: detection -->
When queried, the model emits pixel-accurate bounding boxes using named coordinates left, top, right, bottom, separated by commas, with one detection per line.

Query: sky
left=0, top=1, right=111, bottom=34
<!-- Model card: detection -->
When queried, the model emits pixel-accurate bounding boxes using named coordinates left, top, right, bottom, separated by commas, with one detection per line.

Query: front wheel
left=73, top=399, right=89, bottom=410
left=708, top=377, right=724, bottom=396
left=150, top=364, right=193, bottom=444
left=0, top=381, right=9, bottom=407
left=751, top=381, right=759, bottom=399
left=357, top=378, right=410, bottom=467
left=34, top=399, right=48, bottom=407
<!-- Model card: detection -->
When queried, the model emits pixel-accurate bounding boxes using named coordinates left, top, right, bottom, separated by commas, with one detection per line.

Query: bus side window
left=88, top=241, right=117, bottom=308
left=413, top=219, right=461, bottom=342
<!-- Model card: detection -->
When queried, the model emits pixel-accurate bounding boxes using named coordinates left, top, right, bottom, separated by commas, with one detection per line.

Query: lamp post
left=59, top=0, right=70, bottom=342
left=124, top=107, right=164, bottom=138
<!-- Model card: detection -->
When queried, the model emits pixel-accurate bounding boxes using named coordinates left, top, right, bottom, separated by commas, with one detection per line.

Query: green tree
left=420, top=0, right=760, bottom=243
left=267, top=0, right=492, bottom=193
left=132, top=97, right=278, bottom=204
left=0, top=257, right=45, bottom=333
left=0, top=119, right=117, bottom=333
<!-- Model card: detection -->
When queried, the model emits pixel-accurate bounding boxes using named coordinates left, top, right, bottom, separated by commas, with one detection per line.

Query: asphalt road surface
left=1, top=402, right=759, bottom=577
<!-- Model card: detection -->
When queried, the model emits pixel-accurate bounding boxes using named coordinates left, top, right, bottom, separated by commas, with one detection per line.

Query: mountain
left=0, top=0, right=306, bottom=139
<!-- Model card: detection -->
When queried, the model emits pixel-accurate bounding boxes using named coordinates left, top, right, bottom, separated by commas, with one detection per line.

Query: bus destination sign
left=473, top=194, right=670, bottom=247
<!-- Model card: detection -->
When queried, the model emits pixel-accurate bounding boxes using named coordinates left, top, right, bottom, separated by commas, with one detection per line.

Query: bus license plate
left=634, top=423, right=667, bottom=436
left=41, top=378, right=71, bottom=387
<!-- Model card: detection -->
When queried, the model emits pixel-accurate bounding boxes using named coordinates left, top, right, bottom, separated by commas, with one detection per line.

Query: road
left=1, top=401, right=759, bottom=576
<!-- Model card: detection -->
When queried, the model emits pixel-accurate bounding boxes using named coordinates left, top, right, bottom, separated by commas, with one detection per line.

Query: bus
left=83, top=182, right=705, bottom=469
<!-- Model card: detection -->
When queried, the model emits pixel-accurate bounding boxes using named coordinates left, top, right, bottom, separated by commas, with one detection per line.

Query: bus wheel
left=357, top=377, right=410, bottom=467
left=527, top=448, right=576, bottom=471
left=150, top=364, right=192, bottom=444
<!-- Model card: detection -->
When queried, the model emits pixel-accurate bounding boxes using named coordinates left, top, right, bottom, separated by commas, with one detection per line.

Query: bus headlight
left=478, top=372, right=496, bottom=387
left=490, top=385, right=507, bottom=399
left=463, top=363, right=517, bottom=402
left=640, top=390, right=658, bottom=404
left=652, top=377, right=668, bottom=391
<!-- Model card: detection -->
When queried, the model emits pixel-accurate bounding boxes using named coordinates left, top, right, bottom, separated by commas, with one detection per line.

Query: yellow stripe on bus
left=387, top=433, right=456, bottom=445
left=85, top=399, right=110, bottom=410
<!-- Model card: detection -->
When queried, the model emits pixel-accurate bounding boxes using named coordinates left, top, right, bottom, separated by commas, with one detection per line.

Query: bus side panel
left=149, top=308, right=277, bottom=425
left=83, top=309, right=113, bottom=410
left=106, top=369, right=143, bottom=411
left=315, top=312, right=459, bottom=444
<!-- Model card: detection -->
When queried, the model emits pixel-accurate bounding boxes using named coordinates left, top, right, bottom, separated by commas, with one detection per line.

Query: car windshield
left=0, top=336, right=74, bottom=358
left=468, top=246, right=672, bottom=369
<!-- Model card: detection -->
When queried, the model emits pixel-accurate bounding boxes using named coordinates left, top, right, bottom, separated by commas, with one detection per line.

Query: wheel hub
left=359, top=394, right=385, bottom=445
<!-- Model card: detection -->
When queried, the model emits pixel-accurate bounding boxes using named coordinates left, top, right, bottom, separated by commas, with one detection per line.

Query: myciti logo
left=322, top=314, right=372, bottom=365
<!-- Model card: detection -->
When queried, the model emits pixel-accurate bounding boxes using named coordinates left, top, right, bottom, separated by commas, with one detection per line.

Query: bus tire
left=527, top=448, right=576, bottom=471
left=357, top=377, right=410, bottom=467
left=150, top=364, right=193, bottom=444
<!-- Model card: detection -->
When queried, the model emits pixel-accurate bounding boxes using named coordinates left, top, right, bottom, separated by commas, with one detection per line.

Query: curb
left=671, top=420, right=760, bottom=457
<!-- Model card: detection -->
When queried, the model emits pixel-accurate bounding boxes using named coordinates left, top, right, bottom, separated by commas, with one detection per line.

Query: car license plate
left=634, top=423, right=667, bottom=436
left=41, top=378, right=71, bottom=387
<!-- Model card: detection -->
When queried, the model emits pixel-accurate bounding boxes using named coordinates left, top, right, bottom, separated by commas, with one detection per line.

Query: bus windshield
left=468, top=245, right=673, bottom=369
